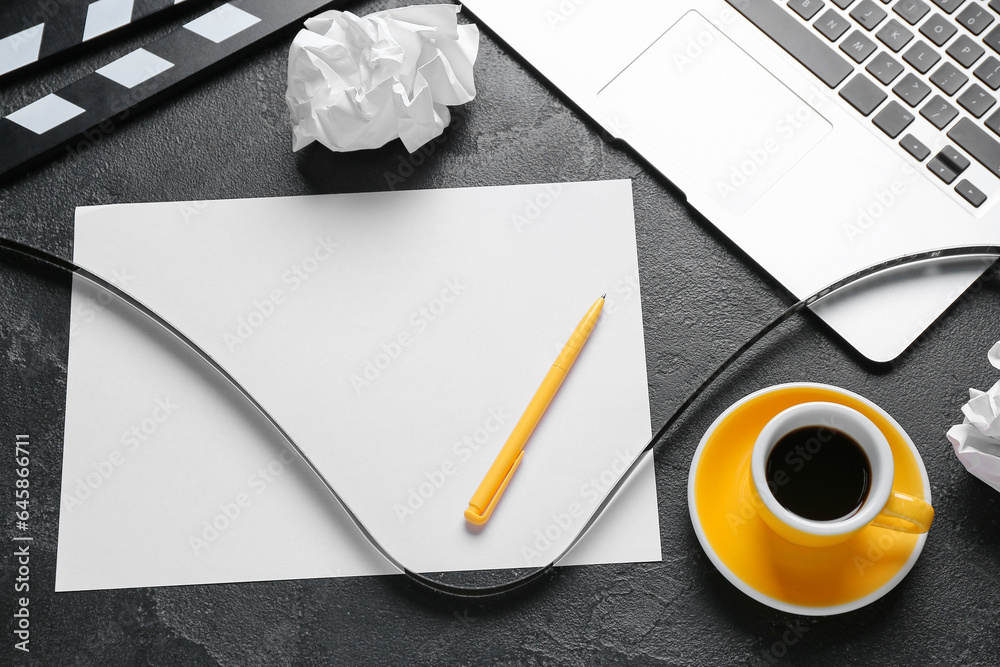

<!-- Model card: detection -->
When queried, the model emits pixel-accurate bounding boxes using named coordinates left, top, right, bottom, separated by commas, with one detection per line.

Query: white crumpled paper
left=947, top=341, right=1000, bottom=493
left=286, top=4, right=478, bottom=153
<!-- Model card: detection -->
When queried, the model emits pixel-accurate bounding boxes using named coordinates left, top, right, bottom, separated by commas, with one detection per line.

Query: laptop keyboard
left=727, top=0, right=1000, bottom=209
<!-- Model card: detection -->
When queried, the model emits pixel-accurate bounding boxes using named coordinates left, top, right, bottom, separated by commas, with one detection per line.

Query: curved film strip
left=1, top=236, right=997, bottom=598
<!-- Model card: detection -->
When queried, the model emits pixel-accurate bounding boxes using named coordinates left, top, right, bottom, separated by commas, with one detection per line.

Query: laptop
left=462, top=0, right=1000, bottom=362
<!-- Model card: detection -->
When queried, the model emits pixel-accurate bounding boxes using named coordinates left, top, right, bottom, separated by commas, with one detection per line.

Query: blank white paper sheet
left=56, top=179, right=661, bottom=591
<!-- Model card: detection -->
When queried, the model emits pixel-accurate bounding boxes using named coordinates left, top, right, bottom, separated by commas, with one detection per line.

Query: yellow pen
left=465, top=294, right=605, bottom=526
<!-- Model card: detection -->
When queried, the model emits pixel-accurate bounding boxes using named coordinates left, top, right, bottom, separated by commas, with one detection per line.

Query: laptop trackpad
left=598, top=10, right=831, bottom=216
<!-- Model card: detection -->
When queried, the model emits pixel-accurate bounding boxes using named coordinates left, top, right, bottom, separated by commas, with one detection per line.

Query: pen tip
left=600, top=293, right=606, bottom=299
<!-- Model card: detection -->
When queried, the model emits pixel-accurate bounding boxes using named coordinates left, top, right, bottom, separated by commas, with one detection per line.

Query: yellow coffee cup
left=750, top=402, right=934, bottom=548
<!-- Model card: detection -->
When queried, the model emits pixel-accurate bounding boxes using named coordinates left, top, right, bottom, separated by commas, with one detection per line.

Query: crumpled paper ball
left=286, top=4, right=478, bottom=153
left=947, top=341, right=1000, bottom=493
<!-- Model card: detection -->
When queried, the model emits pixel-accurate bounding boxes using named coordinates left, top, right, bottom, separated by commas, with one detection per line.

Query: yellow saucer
left=687, top=383, right=930, bottom=615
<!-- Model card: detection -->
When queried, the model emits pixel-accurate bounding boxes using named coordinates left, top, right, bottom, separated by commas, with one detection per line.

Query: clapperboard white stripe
left=0, top=0, right=208, bottom=79
left=183, top=3, right=261, bottom=44
left=6, top=95, right=85, bottom=135
left=0, top=0, right=342, bottom=181
left=82, top=0, right=137, bottom=42
left=95, top=48, right=174, bottom=89
left=0, top=24, right=45, bottom=77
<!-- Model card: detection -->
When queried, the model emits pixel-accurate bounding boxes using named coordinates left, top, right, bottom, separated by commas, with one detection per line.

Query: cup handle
left=871, top=491, right=934, bottom=534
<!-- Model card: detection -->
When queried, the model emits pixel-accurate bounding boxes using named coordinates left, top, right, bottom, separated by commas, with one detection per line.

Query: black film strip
left=1, top=234, right=996, bottom=599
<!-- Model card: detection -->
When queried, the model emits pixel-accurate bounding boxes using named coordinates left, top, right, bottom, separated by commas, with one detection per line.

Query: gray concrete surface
left=1, top=1, right=999, bottom=664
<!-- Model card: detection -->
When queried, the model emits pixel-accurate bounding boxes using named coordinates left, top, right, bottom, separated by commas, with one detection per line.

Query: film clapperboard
left=0, top=0, right=345, bottom=181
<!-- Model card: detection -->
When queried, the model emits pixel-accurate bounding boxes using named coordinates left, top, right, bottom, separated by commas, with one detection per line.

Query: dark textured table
left=2, top=1, right=1000, bottom=664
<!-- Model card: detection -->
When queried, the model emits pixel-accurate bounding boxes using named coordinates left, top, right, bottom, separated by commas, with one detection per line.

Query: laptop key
left=975, top=55, right=1000, bottom=88
left=957, top=82, right=997, bottom=115
left=928, top=156, right=959, bottom=182
left=831, top=0, right=856, bottom=7
left=873, top=100, right=917, bottom=135
left=867, top=51, right=906, bottom=82
left=725, top=0, right=854, bottom=87
left=903, top=40, right=942, bottom=72
left=920, top=13, right=959, bottom=44
left=930, top=61, right=970, bottom=93
left=956, top=2, right=994, bottom=34
left=877, top=19, right=915, bottom=51
left=931, top=0, right=967, bottom=13
left=986, top=107, right=1000, bottom=133
left=789, top=0, right=826, bottom=20
left=955, top=179, right=987, bottom=206
left=948, top=117, right=1000, bottom=178
left=947, top=34, right=985, bottom=67
left=920, top=94, right=960, bottom=127
left=841, top=73, right=889, bottom=114
left=851, top=0, right=889, bottom=28
left=940, top=145, right=972, bottom=171
left=894, top=0, right=931, bottom=24
left=894, top=72, right=934, bottom=104
left=841, top=30, right=879, bottom=61
left=816, top=8, right=853, bottom=40
left=983, top=25, right=1000, bottom=54
left=900, top=133, right=931, bottom=159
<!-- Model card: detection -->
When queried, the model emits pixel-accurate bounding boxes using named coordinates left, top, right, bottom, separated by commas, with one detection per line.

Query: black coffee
left=765, top=426, right=871, bottom=521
